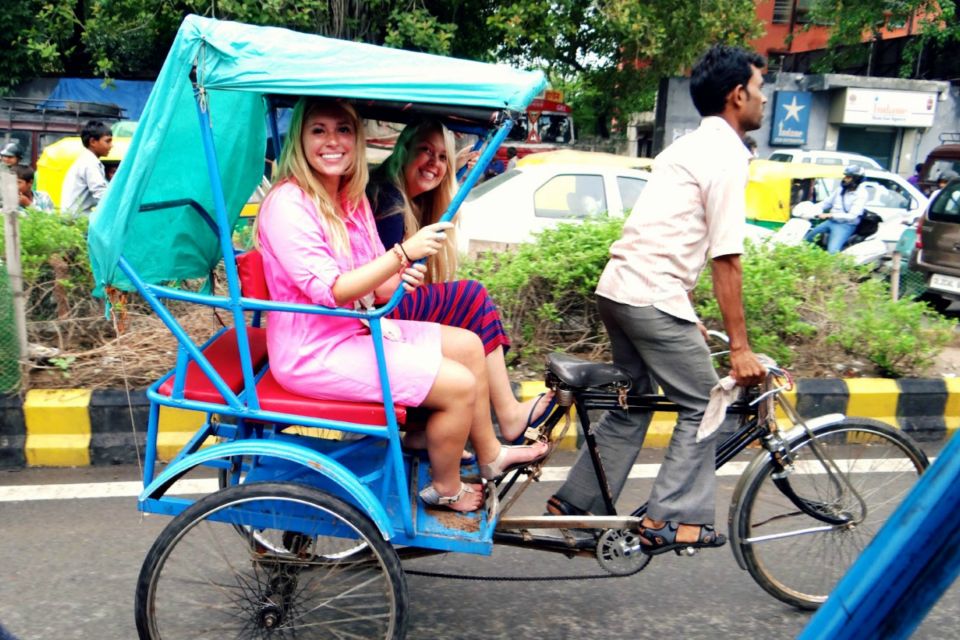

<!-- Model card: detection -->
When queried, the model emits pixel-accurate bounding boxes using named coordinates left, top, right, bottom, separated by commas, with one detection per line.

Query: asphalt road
left=1, top=450, right=958, bottom=640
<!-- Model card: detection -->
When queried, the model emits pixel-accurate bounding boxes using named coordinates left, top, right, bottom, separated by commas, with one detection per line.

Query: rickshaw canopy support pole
left=192, top=85, right=261, bottom=410
left=799, top=430, right=960, bottom=639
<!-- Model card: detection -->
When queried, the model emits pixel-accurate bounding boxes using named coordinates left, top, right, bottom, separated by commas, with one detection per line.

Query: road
left=1, top=450, right=958, bottom=640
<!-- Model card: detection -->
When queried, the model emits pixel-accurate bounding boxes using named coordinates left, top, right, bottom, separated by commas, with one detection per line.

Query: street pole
left=0, top=166, right=28, bottom=359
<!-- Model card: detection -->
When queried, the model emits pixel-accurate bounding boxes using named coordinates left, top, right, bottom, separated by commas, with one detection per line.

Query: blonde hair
left=370, top=120, right=458, bottom=283
left=257, top=98, right=368, bottom=256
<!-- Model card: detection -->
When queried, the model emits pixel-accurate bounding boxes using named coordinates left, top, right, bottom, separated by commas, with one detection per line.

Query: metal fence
left=0, top=261, right=21, bottom=392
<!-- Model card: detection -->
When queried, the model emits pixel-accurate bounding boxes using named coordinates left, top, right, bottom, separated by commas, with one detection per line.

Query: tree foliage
left=803, top=0, right=960, bottom=76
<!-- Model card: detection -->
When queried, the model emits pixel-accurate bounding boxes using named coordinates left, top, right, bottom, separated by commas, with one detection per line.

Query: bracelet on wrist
left=399, top=242, right=413, bottom=263
left=391, top=243, right=409, bottom=270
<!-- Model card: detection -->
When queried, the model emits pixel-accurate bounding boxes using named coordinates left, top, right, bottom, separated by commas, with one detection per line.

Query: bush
left=0, top=208, right=93, bottom=320
left=463, top=221, right=954, bottom=377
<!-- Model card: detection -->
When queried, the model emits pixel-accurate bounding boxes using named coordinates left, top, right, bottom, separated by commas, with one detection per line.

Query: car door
left=531, top=171, right=608, bottom=236
left=859, top=177, right=918, bottom=223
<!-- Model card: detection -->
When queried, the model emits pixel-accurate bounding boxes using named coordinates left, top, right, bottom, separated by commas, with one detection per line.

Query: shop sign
left=770, top=91, right=812, bottom=146
left=832, top=88, right=937, bottom=127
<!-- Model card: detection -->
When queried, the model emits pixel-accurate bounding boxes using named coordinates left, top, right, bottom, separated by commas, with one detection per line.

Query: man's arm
left=711, top=253, right=766, bottom=386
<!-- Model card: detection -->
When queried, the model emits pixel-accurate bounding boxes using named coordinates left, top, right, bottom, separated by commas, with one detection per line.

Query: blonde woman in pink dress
left=255, top=98, right=547, bottom=512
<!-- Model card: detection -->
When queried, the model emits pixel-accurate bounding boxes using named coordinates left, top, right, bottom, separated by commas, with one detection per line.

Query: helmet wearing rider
left=0, top=141, right=22, bottom=167
left=937, top=170, right=958, bottom=188
left=841, top=164, right=866, bottom=192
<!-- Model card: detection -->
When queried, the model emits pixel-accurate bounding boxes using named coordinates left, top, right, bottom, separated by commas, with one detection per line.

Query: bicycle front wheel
left=733, top=418, right=928, bottom=610
left=135, top=482, right=407, bottom=639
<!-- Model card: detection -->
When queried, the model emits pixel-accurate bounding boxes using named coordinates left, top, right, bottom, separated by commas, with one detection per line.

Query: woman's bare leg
left=438, top=326, right=547, bottom=470
left=419, top=357, right=482, bottom=511
left=486, top=346, right=553, bottom=442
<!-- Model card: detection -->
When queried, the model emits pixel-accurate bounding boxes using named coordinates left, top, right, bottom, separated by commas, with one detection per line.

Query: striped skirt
left=388, top=279, right=510, bottom=355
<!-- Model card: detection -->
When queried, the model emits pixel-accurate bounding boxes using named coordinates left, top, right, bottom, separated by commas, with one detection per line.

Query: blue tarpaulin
left=42, top=78, right=155, bottom=120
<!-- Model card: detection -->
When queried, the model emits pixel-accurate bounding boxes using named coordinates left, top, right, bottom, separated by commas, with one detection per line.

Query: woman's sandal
left=479, top=441, right=550, bottom=480
left=511, top=392, right=557, bottom=444
left=419, top=482, right=483, bottom=512
left=637, top=521, right=727, bottom=556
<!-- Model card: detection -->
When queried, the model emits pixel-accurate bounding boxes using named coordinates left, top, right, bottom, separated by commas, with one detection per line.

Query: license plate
left=930, top=273, right=960, bottom=293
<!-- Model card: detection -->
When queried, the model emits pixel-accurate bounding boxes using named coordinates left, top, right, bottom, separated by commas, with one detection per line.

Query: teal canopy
left=88, top=15, right=546, bottom=292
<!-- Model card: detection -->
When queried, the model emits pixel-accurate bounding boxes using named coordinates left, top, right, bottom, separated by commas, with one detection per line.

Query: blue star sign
left=770, top=91, right=812, bottom=146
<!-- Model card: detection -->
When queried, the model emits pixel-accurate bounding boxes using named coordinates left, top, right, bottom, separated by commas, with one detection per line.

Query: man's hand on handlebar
left=729, top=347, right=767, bottom=387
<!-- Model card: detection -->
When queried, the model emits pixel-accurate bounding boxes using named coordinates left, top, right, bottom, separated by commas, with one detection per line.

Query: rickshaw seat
left=255, top=369, right=407, bottom=426
left=235, top=248, right=408, bottom=427
left=157, top=327, right=269, bottom=402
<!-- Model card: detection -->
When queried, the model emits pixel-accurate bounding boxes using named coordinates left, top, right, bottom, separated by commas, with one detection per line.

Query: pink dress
left=256, top=181, right=442, bottom=407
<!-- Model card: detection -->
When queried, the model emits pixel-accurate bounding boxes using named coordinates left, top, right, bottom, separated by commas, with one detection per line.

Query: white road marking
left=0, top=457, right=924, bottom=503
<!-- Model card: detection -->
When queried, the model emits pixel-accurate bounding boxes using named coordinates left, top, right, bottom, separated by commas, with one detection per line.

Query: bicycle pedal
left=675, top=546, right=700, bottom=557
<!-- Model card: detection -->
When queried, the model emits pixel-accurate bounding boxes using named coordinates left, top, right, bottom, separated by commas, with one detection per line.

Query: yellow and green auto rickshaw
left=35, top=135, right=131, bottom=208
left=746, top=159, right=843, bottom=229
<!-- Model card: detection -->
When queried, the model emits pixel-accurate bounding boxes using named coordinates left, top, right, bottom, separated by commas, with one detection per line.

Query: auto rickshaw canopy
left=88, top=14, right=546, bottom=293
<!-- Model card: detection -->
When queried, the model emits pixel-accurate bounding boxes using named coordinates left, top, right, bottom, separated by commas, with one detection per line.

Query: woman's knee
left=423, top=359, right=477, bottom=409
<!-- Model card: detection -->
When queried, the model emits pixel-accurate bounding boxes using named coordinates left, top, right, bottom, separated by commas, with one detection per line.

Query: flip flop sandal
left=515, top=392, right=557, bottom=444
left=637, top=521, right=727, bottom=556
left=419, top=482, right=481, bottom=512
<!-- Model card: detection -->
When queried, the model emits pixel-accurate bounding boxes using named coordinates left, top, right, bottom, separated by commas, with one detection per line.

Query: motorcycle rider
left=803, top=164, right=869, bottom=254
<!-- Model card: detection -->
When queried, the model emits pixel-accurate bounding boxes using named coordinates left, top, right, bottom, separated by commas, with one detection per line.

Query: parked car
left=456, top=162, right=649, bottom=254
left=910, top=178, right=960, bottom=306
left=768, top=149, right=882, bottom=170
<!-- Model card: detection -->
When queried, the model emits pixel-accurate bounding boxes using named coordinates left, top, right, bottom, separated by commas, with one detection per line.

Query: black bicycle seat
left=547, top=353, right=632, bottom=388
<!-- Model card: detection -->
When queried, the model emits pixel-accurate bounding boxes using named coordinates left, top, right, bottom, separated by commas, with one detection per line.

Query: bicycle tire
left=135, top=482, right=407, bottom=639
left=733, top=417, right=928, bottom=610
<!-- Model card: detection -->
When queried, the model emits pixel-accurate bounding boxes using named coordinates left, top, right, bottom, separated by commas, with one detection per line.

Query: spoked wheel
left=135, top=482, right=407, bottom=639
left=734, top=418, right=928, bottom=609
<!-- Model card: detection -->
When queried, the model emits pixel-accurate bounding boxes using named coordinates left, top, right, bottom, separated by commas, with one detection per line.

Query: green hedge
left=462, top=218, right=953, bottom=378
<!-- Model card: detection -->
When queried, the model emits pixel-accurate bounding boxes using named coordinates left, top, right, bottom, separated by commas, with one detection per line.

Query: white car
left=456, top=163, right=649, bottom=254
left=768, top=149, right=882, bottom=170
left=810, top=168, right=928, bottom=225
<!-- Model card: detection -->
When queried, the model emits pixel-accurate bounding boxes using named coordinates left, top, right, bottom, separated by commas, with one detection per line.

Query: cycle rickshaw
left=87, top=16, right=930, bottom=639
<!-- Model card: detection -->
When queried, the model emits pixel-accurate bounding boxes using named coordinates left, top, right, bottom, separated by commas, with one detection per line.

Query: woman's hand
left=400, top=262, right=428, bottom=292
left=402, top=221, right=454, bottom=260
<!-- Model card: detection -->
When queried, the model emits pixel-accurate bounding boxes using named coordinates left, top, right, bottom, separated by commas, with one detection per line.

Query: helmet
left=938, top=170, right=959, bottom=183
left=0, top=141, right=22, bottom=159
left=842, top=164, right=866, bottom=178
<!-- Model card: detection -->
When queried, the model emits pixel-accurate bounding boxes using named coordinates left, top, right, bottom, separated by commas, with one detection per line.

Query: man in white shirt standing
left=61, top=120, right=113, bottom=215
left=546, top=45, right=768, bottom=555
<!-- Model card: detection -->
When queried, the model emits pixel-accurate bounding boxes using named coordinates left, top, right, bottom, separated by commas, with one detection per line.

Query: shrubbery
left=461, top=218, right=954, bottom=378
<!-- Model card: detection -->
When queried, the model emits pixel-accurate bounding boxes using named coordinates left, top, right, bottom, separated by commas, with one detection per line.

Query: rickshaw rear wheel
left=135, top=482, right=407, bottom=639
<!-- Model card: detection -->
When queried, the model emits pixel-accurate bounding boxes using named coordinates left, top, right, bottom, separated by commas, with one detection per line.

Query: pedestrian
left=1, top=141, right=22, bottom=167
left=14, top=165, right=54, bottom=212
left=907, top=162, right=923, bottom=187
left=545, top=44, right=768, bottom=556
left=61, top=120, right=113, bottom=214
left=803, top=164, right=868, bottom=254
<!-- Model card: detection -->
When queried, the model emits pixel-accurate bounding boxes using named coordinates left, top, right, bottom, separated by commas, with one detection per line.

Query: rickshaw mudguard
left=138, top=439, right=395, bottom=539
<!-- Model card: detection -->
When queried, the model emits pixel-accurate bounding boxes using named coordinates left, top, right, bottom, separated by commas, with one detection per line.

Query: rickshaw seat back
left=236, top=249, right=270, bottom=300
left=157, top=327, right=268, bottom=402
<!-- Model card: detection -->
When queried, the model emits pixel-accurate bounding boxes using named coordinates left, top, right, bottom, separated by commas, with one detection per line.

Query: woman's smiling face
left=301, top=106, right=356, bottom=191
left=404, top=130, right=448, bottom=198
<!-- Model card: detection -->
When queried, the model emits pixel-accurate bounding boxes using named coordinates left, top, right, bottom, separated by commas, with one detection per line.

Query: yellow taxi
left=746, top=159, right=843, bottom=228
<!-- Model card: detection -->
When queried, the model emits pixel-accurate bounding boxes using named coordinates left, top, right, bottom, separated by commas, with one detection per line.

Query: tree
left=803, top=0, right=960, bottom=77
left=482, top=0, right=763, bottom=137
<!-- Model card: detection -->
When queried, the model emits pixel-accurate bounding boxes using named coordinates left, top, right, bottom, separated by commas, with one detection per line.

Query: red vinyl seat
left=157, top=327, right=268, bottom=403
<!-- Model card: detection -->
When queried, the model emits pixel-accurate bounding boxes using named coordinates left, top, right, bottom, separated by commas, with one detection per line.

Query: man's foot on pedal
left=637, top=518, right=726, bottom=556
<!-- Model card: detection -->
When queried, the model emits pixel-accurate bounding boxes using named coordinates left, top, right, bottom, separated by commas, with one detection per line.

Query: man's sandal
left=419, top=482, right=483, bottom=512
left=637, top=521, right=727, bottom=556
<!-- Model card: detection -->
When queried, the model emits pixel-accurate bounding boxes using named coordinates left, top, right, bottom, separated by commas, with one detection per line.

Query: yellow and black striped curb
left=0, top=378, right=956, bottom=468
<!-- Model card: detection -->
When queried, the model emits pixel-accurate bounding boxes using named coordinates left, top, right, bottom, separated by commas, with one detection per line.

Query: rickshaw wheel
left=135, top=482, right=407, bottom=639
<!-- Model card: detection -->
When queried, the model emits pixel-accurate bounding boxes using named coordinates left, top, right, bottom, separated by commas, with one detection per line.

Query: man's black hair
left=13, top=164, right=34, bottom=183
left=689, top=45, right=766, bottom=117
left=80, top=120, right=112, bottom=148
